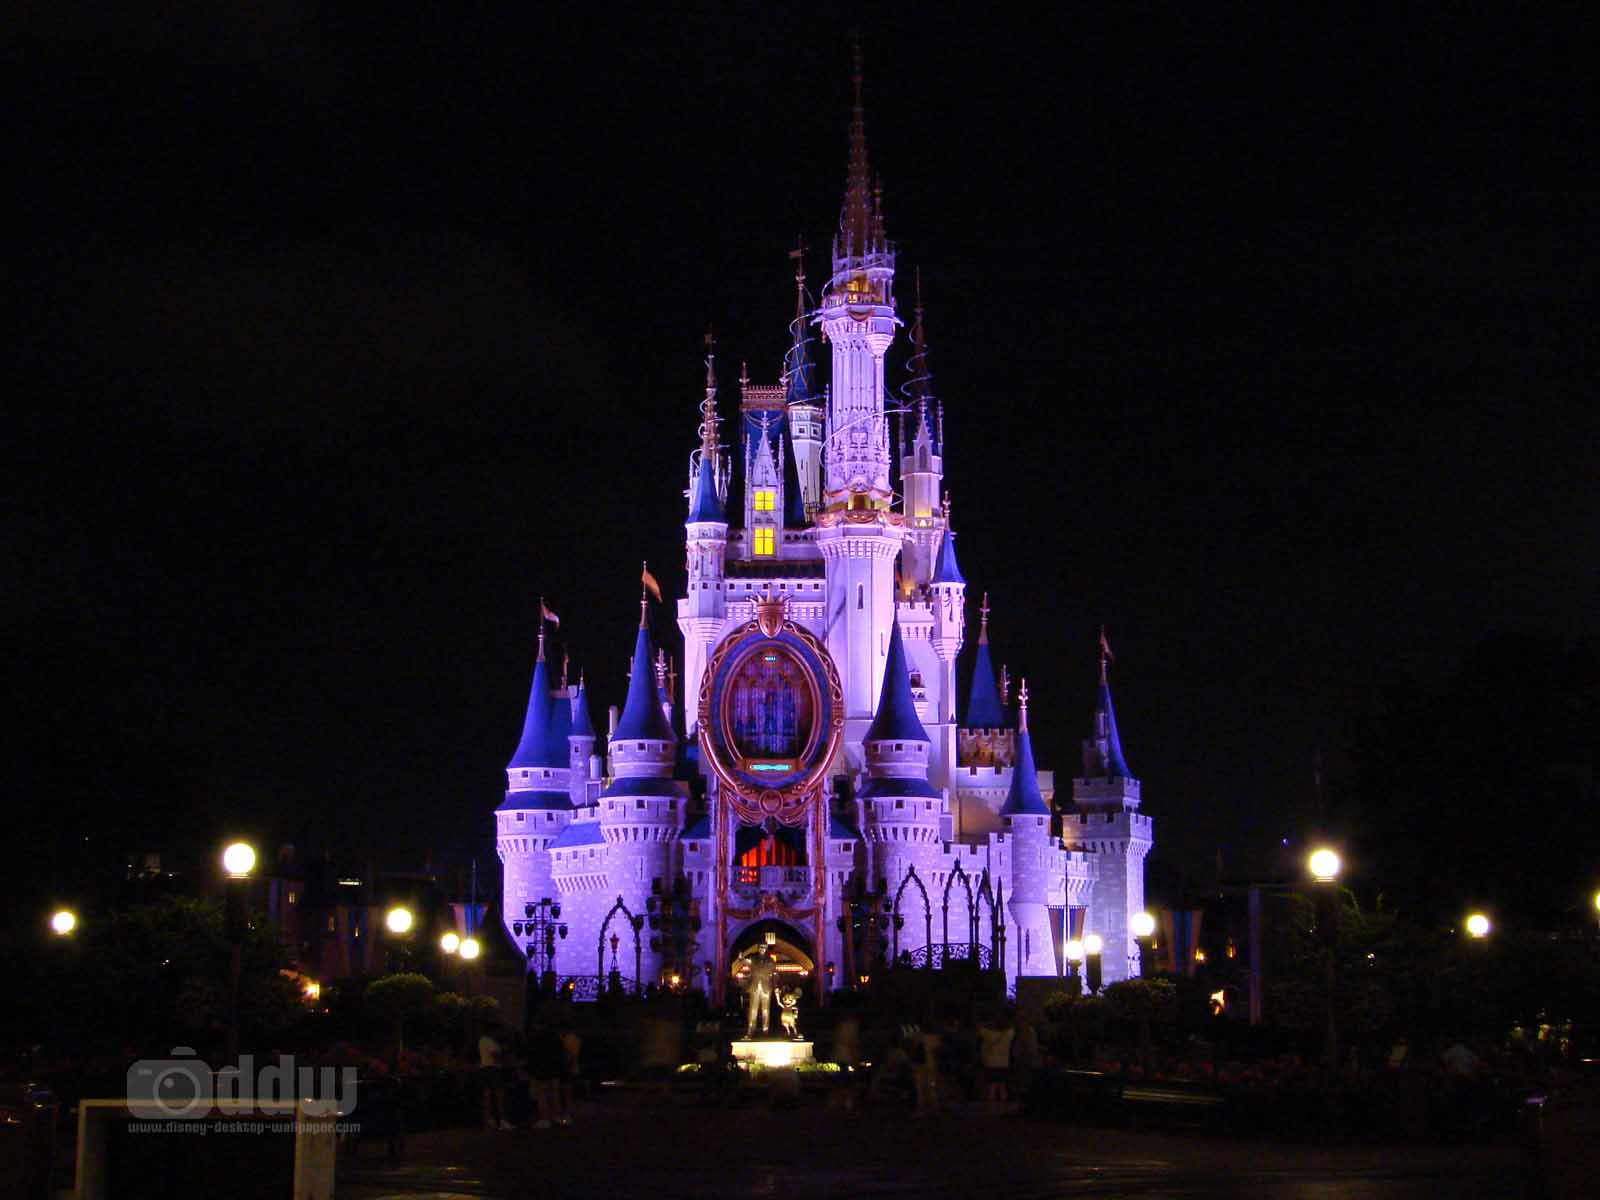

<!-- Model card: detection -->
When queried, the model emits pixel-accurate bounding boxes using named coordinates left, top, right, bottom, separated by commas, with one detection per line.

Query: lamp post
left=1465, top=912, right=1491, bottom=939
left=222, top=841, right=257, bottom=1064
left=1593, top=891, right=1600, bottom=935
left=1130, top=911, right=1156, bottom=977
left=515, top=899, right=567, bottom=1025
left=50, top=909, right=77, bottom=936
left=1083, top=933, right=1104, bottom=995
left=1064, top=937, right=1084, bottom=988
left=1307, top=847, right=1342, bottom=1071
left=384, top=905, right=415, bottom=972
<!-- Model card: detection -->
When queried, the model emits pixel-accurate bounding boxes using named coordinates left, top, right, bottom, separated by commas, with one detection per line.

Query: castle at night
left=494, top=61, right=1150, bottom=1005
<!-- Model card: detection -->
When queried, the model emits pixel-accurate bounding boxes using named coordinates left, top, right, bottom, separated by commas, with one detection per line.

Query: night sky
left=10, top=8, right=1595, bottom=912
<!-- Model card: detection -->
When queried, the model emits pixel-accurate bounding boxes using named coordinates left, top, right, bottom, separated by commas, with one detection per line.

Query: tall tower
left=680, top=346, right=729, bottom=734
left=1065, top=634, right=1153, bottom=984
left=496, top=623, right=573, bottom=944
left=899, top=273, right=946, bottom=587
left=600, top=601, right=688, bottom=987
left=817, top=46, right=896, bottom=505
left=861, top=620, right=943, bottom=957
left=815, top=48, right=904, bottom=745
left=784, top=250, right=825, bottom=514
left=1000, top=681, right=1054, bottom=976
left=926, top=498, right=967, bottom=787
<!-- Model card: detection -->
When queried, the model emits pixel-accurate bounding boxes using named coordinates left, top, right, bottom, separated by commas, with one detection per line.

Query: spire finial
left=537, top=597, right=547, bottom=661
left=1000, top=663, right=1011, bottom=705
left=1018, top=678, right=1030, bottom=734
left=1099, top=625, right=1114, bottom=685
left=639, top=561, right=651, bottom=629
left=699, top=333, right=719, bottom=460
left=942, top=491, right=952, bottom=524
left=561, top=649, right=570, bottom=689
left=979, top=591, right=990, bottom=645
left=841, top=35, right=875, bottom=252
left=654, top=647, right=667, bottom=688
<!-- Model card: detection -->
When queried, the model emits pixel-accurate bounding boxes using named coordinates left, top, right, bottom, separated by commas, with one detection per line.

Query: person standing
left=528, top=1019, right=563, bottom=1129
left=478, top=1025, right=512, bottom=1131
left=977, top=1012, right=1016, bottom=1114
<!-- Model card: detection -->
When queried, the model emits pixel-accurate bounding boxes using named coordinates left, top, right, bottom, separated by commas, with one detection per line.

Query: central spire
left=840, top=38, right=877, bottom=256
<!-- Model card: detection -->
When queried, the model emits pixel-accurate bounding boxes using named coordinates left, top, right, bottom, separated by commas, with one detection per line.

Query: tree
left=365, top=973, right=437, bottom=1064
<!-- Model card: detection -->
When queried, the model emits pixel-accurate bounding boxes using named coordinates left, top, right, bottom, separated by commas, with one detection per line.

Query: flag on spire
left=641, top=562, right=663, bottom=602
left=541, top=600, right=561, bottom=629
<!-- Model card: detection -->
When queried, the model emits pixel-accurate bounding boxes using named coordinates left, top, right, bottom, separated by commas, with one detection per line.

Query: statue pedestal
left=731, top=1039, right=815, bottom=1068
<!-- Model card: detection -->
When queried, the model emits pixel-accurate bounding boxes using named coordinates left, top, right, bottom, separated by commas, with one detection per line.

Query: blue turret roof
left=1000, top=727, right=1049, bottom=816
left=681, top=813, right=711, bottom=840
left=687, top=454, right=725, bottom=524
left=571, top=680, right=595, bottom=738
left=965, top=638, right=1006, bottom=729
left=612, top=622, right=675, bottom=742
left=549, top=689, right=572, bottom=745
left=507, top=649, right=566, bottom=769
left=860, top=775, right=942, bottom=800
left=865, top=619, right=929, bottom=743
left=549, top=819, right=605, bottom=848
left=932, top=529, right=964, bottom=585
left=1095, top=682, right=1133, bottom=778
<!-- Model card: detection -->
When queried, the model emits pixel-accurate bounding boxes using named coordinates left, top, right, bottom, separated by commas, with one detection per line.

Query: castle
left=494, top=59, right=1151, bottom=1003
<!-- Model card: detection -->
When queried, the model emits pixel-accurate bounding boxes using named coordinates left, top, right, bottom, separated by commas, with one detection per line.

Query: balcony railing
left=731, top=865, right=812, bottom=892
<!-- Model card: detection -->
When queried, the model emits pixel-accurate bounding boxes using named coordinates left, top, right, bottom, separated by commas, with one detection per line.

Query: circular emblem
left=698, top=598, right=844, bottom=827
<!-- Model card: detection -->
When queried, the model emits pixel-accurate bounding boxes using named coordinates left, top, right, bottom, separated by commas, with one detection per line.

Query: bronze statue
left=776, top=986, right=802, bottom=1039
left=735, top=948, right=780, bottom=1037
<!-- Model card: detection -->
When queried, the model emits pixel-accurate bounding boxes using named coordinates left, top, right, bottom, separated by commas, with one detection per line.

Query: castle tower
left=999, top=681, right=1054, bottom=976
left=784, top=251, right=825, bottom=514
left=599, top=600, right=688, bottom=986
left=815, top=49, right=904, bottom=744
left=568, top=675, right=600, bottom=807
left=926, top=496, right=967, bottom=790
left=681, top=347, right=729, bottom=735
left=742, top=407, right=785, bottom=560
left=496, top=621, right=573, bottom=944
left=861, top=620, right=943, bottom=957
left=817, top=46, right=897, bottom=506
left=958, top=593, right=1015, bottom=767
left=1065, top=633, right=1153, bottom=983
left=899, top=274, right=946, bottom=586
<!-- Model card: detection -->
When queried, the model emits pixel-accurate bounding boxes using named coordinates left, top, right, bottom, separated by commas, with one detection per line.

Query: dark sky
left=9, top=7, right=1596, bottom=902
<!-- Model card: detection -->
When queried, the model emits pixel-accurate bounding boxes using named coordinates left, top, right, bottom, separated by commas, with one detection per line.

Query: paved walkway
left=340, top=1105, right=1540, bottom=1199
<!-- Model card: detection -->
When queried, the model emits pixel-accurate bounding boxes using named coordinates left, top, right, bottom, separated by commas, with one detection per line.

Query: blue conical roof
left=965, top=639, right=1005, bottom=729
left=687, top=454, right=725, bottom=524
left=507, top=651, right=566, bottom=769
left=865, top=620, right=929, bottom=743
left=1000, top=727, right=1049, bottom=815
left=932, top=529, right=964, bottom=585
left=549, top=688, right=572, bottom=745
left=1096, top=682, right=1133, bottom=778
left=613, top=623, right=675, bottom=741
left=571, top=680, right=595, bottom=738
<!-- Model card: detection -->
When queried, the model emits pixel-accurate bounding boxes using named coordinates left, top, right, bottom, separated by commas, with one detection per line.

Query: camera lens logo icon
left=127, top=1048, right=213, bottom=1119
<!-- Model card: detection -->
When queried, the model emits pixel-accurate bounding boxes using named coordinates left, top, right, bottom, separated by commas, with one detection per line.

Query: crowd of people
left=475, top=1013, right=582, bottom=1131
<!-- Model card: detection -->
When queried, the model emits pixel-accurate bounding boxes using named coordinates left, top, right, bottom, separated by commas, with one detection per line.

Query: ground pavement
left=339, top=1102, right=1551, bottom=1199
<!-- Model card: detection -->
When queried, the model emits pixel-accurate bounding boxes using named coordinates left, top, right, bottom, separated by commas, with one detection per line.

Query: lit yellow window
left=753, top=489, right=775, bottom=512
left=753, top=528, right=775, bottom=556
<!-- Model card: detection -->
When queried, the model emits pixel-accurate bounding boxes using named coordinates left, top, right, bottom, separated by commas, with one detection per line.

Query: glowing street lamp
left=385, top=906, right=414, bottom=935
left=458, top=937, right=481, bottom=961
left=50, top=909, right=77, bottom=936
left=222, top=841, right=257, bottom=879
left=1307, top=848, right=1341, bottom=884
left=440, top=931, right=461, bottom=955
left=1130, top=911, right=1156, bottom=939
left=1465, top=912, right=1491, bottom=939
left=1083, top=933, right=1105, bottom=994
